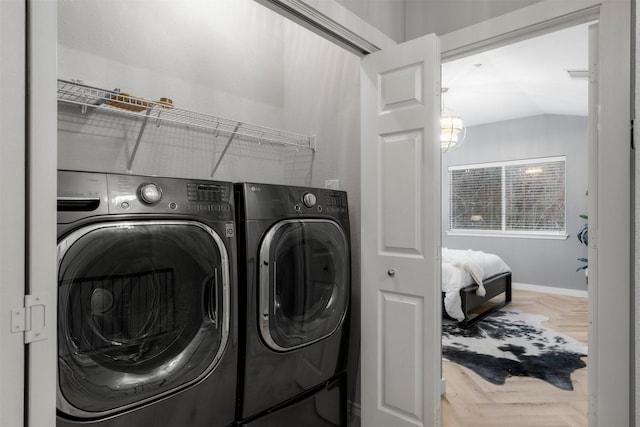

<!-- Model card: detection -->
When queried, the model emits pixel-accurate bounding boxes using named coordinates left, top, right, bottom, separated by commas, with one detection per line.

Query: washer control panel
left=324, top=191, right=348, bottom=214
left=138, top=183, right=163, bottom=205
left=107, top=174, right=233, bottom=219
left=58, top=171, right=236, bottom=223
left=187, top=183, right=230, bottom=202
left=302, top=192, right=317, bottom=208
left=186, top=182, right=232, bottom=217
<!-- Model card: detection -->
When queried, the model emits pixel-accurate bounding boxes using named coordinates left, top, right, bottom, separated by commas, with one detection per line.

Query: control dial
left=302, top=192, right=317, bottom=208
left=138, top=183, right=162, bottom=205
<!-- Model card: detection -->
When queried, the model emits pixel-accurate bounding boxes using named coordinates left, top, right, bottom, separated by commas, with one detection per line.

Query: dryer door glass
left=260, top=219, right=349, bottom=351
left=57, top=221, right=230, bottom=418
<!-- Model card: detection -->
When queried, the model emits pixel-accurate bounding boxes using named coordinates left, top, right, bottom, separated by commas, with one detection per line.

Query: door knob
left=387, top=269, right=395, bottom=277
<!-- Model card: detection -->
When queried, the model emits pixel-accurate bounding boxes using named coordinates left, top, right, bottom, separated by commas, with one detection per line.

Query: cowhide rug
left=442, top=310, right=587, bottom=390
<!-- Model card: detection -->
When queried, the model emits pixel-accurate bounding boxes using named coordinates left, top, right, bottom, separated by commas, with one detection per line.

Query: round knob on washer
left=302, top=192, right=317, bottom=208
left=139, top=183, right=162, bottom=204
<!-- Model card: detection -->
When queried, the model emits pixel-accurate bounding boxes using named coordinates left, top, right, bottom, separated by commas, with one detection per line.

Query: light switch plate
left=325, top=179, right=340, bottom=190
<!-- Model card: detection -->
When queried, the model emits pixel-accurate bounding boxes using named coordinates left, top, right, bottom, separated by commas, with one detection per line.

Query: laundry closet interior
left=55, top=0, right=361, bottom=426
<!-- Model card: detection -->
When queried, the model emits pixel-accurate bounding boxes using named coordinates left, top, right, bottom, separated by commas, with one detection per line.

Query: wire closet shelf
left=56, top=79, right=316, bottom=151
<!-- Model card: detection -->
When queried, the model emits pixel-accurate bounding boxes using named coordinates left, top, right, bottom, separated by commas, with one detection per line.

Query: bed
left=442, top=248, right=512, bottom=328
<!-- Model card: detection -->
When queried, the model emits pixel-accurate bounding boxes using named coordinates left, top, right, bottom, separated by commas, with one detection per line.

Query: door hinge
left=11, top=294, right=51, bottom=344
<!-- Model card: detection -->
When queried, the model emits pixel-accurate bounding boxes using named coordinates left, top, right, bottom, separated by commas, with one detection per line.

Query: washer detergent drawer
left=57, top=220, right=230, bottom=419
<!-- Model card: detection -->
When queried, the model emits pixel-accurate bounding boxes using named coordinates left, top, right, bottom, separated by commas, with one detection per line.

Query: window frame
left=447, top=156, right=569, bottom=240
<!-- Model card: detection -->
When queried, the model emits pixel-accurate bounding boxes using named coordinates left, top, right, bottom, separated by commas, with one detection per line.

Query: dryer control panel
left=324, top=191, right=348, bottom=214
left=237, top=182, right=348, bottom=221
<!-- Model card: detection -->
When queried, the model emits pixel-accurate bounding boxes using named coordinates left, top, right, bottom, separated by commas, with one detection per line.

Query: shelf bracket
left=210, top=123, right=241, bottom=178
left=126, top=108, right=152, bottom=173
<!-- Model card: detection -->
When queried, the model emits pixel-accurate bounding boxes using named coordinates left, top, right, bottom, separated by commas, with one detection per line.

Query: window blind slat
left=449, top=158, right=566, bottom=233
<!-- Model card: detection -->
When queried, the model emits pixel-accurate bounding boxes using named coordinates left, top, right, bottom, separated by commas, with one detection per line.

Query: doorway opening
left=440, top=22, right=591, bottom=425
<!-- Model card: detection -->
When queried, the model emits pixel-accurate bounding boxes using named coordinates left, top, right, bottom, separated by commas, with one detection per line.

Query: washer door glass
left=259, top=219, right=349, bottom=351
left=57, top=221, right=230, bottom=418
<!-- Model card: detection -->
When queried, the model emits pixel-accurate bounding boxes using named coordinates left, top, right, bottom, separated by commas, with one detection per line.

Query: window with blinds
left=448, top=156, right=566, bottom=235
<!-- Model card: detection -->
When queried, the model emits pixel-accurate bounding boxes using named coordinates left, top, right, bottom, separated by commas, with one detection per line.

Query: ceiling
left=441, top=23, right=591, bottom=127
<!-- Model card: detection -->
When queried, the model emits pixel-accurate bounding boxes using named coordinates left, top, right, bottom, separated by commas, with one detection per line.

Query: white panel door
left=360, top=34, right=441, bottom=427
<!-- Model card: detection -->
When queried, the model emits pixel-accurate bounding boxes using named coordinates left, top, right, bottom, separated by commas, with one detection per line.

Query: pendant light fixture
left=440, top=88, right=466, bottom=153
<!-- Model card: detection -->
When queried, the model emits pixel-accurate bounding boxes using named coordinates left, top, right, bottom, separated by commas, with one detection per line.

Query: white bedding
left=442, top=248, right=511, bottom=321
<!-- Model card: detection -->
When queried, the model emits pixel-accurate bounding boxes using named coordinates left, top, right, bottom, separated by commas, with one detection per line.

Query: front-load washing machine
left=56, top=170, right=237, bottom=427
left=234, top=183, right=351, bottom=426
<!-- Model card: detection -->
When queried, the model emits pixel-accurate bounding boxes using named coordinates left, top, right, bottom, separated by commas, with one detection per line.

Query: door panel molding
left=379, top=291, right=424, bottom=421
left=380, top=131, right=424, bottom=255
left=361, top=33, right=441, bottom=427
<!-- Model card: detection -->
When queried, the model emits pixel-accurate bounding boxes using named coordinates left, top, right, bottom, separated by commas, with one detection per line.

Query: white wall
left=57, top=0, right=362, bottom=408
left=58, top=0, right=287, bottom=182
left=336, top=0, right=405, bottom=42
left=404, top=0, right=543, bottom=39
left=332, top=0, right=545, bottom=42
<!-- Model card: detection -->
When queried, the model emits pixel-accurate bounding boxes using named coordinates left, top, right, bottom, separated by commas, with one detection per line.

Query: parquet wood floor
left=441, top=289, right=588, bottom=427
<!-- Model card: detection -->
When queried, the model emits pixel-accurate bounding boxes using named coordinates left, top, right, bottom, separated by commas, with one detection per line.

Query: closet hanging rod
left=56, top=79, right=316, bottom=150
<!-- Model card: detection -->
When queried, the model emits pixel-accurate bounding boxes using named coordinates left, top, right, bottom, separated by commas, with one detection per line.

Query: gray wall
left=442, top=114, right=588, bottom=291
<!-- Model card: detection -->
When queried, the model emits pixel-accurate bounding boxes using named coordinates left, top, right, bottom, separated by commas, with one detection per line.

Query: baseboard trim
left=512, top=282, right=588, bottom=298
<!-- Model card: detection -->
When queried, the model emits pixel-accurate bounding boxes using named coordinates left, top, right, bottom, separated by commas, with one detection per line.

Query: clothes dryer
left=56, top=170, right=237, bottom=427
left=234, top=183, right=350, bottom=426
